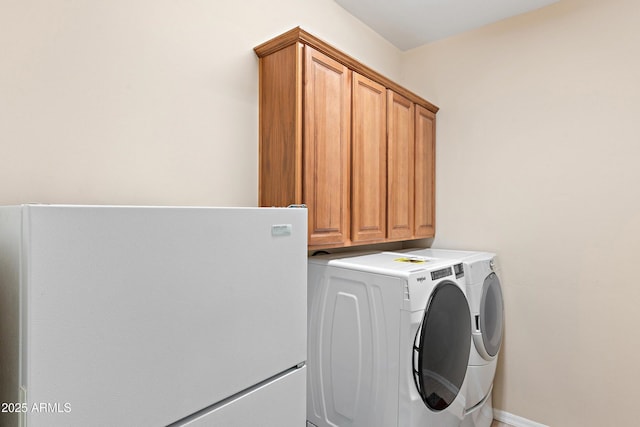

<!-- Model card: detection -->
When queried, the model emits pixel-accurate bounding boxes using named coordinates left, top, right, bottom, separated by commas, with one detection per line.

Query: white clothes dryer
left=307, top=251, right=472, bottom=427
left=402, top=249, right=504, bottom=427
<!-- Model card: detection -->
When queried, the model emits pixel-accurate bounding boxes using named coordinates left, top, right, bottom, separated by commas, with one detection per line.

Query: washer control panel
left=431, top=267, right=453, bottom=280
left=454, top=263, right=465, bottom=279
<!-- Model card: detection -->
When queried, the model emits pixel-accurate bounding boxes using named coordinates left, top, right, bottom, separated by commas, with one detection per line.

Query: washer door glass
left=413, top=281, right=471, bottom=411
left=479, top=272, right=504, bottom=357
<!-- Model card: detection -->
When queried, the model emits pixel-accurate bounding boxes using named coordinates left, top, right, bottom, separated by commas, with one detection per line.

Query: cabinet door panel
left=387, top=91, right=415, bottom=240
left=304, top=47, right=351, bottom=246
left=351, top=73, right=386, bottom=243
left=258, top=43, right=302, bottom=207
left=414, top=105, right=436, bottom=238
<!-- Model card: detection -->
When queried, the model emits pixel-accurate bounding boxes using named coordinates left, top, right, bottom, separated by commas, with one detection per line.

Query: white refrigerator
left=0, top=205, right=307, bottom=427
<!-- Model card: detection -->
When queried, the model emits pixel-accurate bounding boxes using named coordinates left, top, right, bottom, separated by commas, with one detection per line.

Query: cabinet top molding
left=254, top=27, right=439, bottom=114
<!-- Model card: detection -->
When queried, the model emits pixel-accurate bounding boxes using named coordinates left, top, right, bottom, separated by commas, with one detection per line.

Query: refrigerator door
left=174, top=366, right=306, bottom=427
left=20, top=205, right=307, bottom=426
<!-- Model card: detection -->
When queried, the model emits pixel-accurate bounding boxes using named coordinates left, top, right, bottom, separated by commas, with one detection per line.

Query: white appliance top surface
left=311, top=251, right=458, bottom=278
left=404, top=248, right=496, bottom=263
left=15, top=203, right=300, bottom=211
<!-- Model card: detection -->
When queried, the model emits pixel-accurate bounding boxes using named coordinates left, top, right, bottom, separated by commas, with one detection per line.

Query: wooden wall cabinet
left=255, top=27, right=437, bottom=249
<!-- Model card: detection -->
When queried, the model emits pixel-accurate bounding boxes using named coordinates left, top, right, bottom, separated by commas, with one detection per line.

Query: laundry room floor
left=492, top=421, right=513, bottom=427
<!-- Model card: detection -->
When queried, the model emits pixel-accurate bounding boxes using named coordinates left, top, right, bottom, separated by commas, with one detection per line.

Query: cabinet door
left=351, top=73, right=387, bottom=243
left=414, top=105, right=436, bottom=238
left=387, top=90, right=415, bottom=240
left=303, top=47, right=351, bottom=246
left=258, top=43, right=303, bottom=208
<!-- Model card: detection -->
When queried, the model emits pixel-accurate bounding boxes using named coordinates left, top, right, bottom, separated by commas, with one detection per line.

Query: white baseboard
left=494, top=409, right=549, bottom=427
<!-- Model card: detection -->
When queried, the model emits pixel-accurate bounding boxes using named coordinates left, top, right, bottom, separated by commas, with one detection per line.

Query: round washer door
left=413, top=281, right=471, bottom=412
left=476, top=272, right=504, bottom=359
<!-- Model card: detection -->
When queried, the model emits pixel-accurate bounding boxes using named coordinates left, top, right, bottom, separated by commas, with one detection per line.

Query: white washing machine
left=306, top=251, right=472, bottom=427
left=402, top=249, right=504, bottom=427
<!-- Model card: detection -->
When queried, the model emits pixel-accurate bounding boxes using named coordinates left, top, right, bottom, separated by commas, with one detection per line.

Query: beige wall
left=0, top=0, right=400, bottom=206
left=401, top=0, right=640, bottom=425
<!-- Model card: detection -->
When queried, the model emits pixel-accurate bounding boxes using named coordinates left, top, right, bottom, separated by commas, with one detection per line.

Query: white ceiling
left=334, top=0, right=560, bottom=50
